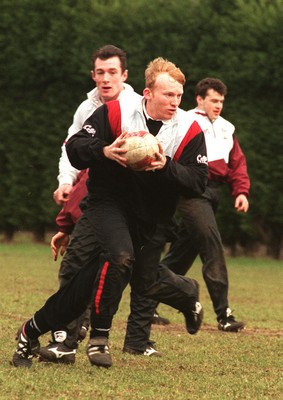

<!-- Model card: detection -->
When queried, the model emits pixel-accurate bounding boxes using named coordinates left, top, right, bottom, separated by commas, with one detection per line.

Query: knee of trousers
left=192, top=225, right=222, bottom=247
left=58, top=273, right=75, bottom=288
left=110, top=251, right=134, bottom=276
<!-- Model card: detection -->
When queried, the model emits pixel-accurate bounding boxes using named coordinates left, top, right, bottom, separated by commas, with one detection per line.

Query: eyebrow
left=163, top=90, right=183, bottom=95
left=95, top=67, right=119, bottom=72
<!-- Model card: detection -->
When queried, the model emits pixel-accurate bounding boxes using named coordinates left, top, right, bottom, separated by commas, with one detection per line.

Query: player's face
left=91, top=56, right=128, bottom=103
left=197, top=89, right=224, bottom=121
left=144, top=73, right=183, bottom=121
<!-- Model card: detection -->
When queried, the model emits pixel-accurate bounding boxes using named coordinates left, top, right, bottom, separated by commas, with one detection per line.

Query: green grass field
left=0, top=238, right=282, bottom=400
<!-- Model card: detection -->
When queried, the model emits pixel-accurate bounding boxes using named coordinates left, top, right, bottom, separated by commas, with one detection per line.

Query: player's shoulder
left=186, top=108, right=204, bottom=122
left=118, top=91, right=142, bottom=115
left=120, top=84, right=142, bottom=103
left=215, top=115, right=235, bottom=134
left=176, top=107, right=193, bottom=124
left=74, top=89, right=99, bottom=115
left=176, top=108, right=203, bottom=137
left=75, top=98, right=93, bottom=112
left=178, top=108, right=202, bottom=127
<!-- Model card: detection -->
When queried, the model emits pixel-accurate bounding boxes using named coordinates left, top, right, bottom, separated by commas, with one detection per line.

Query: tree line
left=0, top=0, right=282, bottom=258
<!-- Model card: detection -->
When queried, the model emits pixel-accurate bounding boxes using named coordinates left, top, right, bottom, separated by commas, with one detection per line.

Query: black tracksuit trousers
left=33, top=200, right=198, bottom=339
left=162, top=186, right=229, bottom=321
left=123, top=186, right=229, bottom=351
left=56, top=211, right=98, bottom=348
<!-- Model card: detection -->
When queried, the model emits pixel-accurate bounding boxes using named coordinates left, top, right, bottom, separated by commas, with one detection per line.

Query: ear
left=143, top=88, right=151, bottom=100
left=91, top=70, right=96, bottom=82
left=122, top=69, right=128, bottom=82
left=196, top=95, right=203, bottom=106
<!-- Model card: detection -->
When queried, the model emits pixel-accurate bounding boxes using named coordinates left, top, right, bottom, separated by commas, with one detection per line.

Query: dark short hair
left=195, top=77, right=227, bottom=98
left=91, top=45, right=127, bottom=72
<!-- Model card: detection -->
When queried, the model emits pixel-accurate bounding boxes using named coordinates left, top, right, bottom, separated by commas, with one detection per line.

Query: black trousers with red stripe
left=33, top=206, right=156, bottom=349
left=56, top=210, right=101, bottom=348
left=33, top=199, right=198, bottom=340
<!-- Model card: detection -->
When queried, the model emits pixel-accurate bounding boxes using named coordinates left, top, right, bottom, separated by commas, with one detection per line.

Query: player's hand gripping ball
left=121, top=131, right=160, bottom=171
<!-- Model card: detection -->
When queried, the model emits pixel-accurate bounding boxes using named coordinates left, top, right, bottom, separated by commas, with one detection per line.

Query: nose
left=171, top=96, right=179, bottom=106
left=102, top=73, right=110, bottom=82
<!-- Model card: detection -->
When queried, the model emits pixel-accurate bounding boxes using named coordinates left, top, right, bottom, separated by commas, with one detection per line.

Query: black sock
left=23, top=317, right=42, bottom=340
left=90, top=316, right=112, bottom=339
left=89, top=327, right=110, bottom=339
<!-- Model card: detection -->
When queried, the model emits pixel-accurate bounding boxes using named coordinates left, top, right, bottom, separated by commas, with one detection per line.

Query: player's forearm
left=57, top=144, right=80, bottom=186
